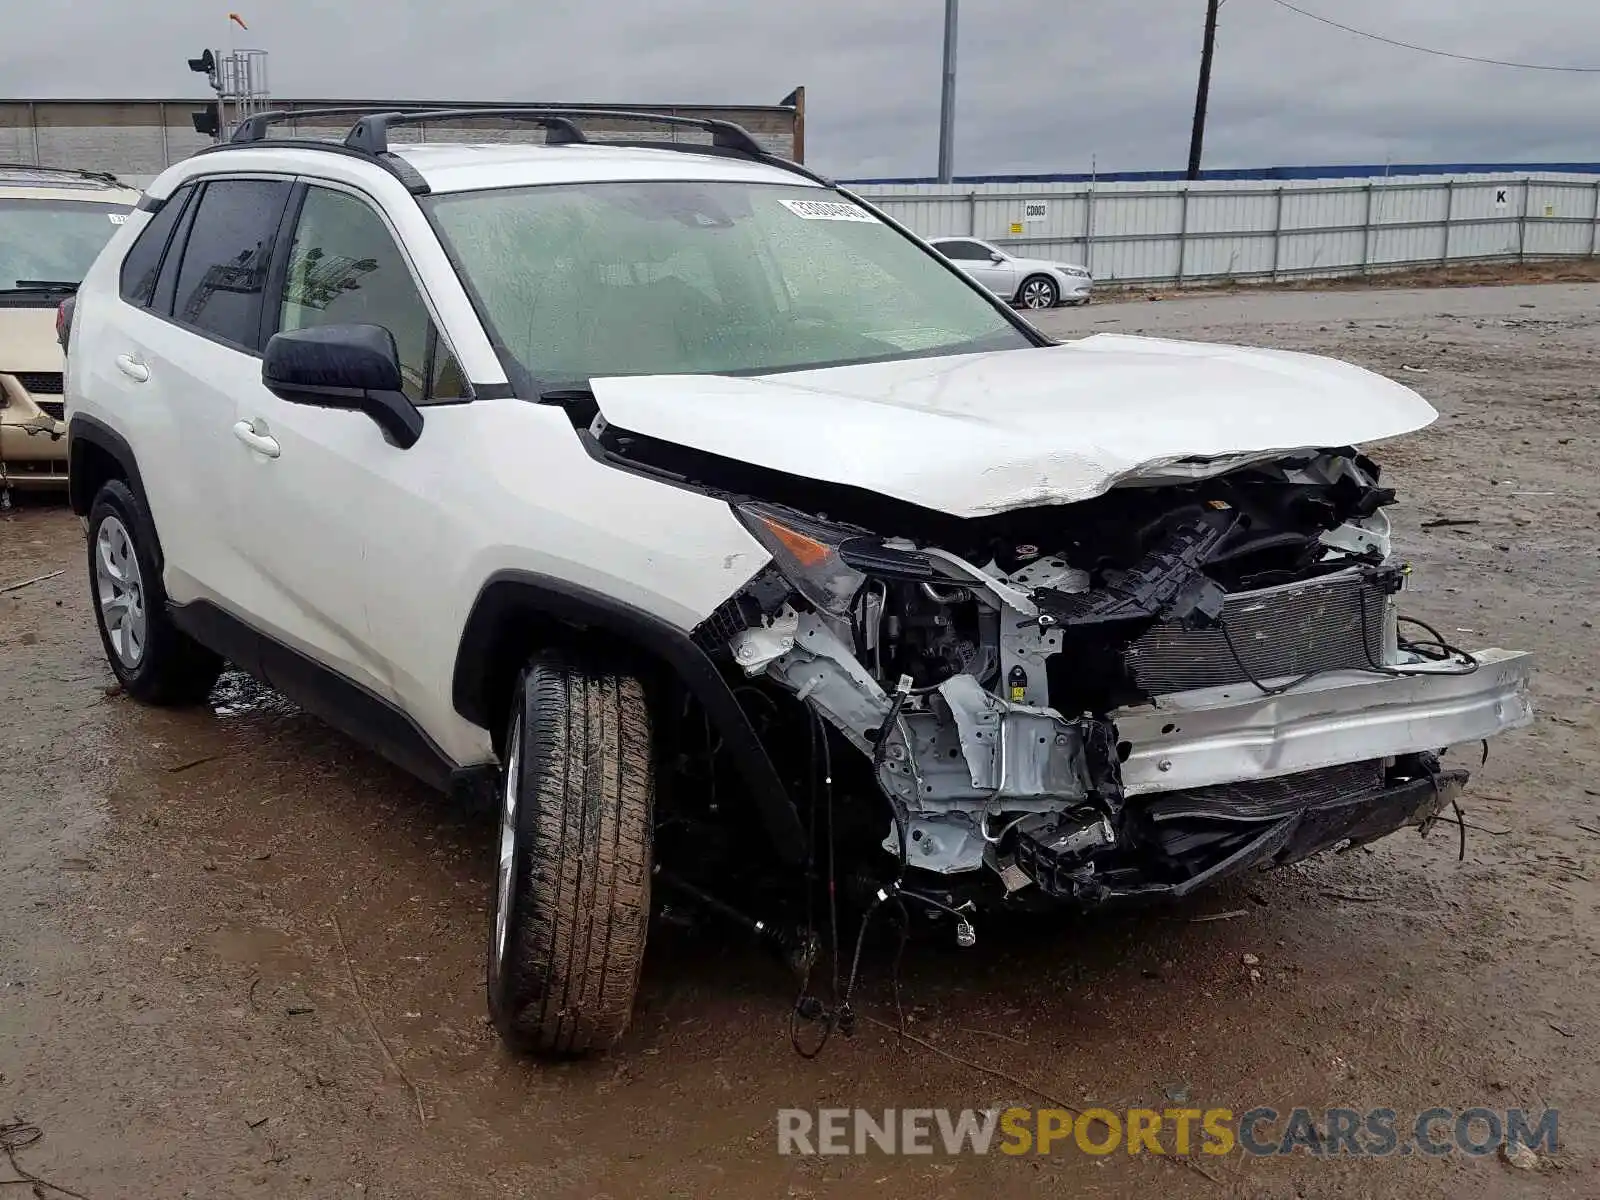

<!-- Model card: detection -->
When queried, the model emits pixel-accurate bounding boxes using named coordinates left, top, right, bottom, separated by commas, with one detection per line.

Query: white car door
left=87, top=177, right=294, bottom=613
left=967, top=241, right=1020, bottom=297
left=928, top=238, right=998, bottom=297
left=227, top=180, right=468, bottom=704
left=935, top=239, right=1016, bottom=298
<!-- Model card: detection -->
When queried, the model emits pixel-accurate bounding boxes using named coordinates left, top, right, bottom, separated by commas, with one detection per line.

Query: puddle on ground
left=209, top=669, right=301, bottom=719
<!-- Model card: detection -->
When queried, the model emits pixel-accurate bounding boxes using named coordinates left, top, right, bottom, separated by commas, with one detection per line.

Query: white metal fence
left=850, top=174, right=1600, bottom=286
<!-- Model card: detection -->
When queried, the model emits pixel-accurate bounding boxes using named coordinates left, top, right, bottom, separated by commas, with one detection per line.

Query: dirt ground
left=1101, top=257, right=1600, bottom=301
left=3, top=281, right=1598, bottom=1199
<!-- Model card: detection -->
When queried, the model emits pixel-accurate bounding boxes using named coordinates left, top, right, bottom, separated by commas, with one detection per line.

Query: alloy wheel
left=1021, top=279, right=1056, bottom=309
left=493, top=714, right=523, bottom=979
left=95, top=515, right=146, bottom=668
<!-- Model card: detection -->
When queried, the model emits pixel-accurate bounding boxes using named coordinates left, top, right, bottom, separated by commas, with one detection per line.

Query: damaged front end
left=694, top=450, right=1534, bottom=906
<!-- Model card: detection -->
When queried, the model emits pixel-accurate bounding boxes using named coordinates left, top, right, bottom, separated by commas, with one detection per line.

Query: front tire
left=488, top=658, right=654, bottom=1056
left=1017, top=275, right=1059, bottom=310
left=87, top=479, right=222, bottom=705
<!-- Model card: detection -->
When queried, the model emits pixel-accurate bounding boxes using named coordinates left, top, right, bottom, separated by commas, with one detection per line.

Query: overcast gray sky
left=8, top=0, right=1599, bottom=177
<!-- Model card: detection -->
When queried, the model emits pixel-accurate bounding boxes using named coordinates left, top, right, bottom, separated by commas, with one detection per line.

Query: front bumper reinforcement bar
left=1113, top=648, right=1534, bottom=797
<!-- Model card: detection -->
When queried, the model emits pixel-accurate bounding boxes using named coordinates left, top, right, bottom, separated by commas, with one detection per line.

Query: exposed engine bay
left=673, top=446, right=1535, bottom=907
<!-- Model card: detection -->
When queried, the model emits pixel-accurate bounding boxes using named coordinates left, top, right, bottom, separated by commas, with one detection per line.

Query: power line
left=1265, top=0, right=1600, bottom=73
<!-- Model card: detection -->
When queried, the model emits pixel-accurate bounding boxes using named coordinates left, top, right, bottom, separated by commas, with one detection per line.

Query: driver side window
left=277, top=186, right=466, bottom=404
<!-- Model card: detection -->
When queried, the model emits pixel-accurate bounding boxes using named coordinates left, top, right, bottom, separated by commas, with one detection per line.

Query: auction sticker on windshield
left=779, top=197, right=878, bottom=222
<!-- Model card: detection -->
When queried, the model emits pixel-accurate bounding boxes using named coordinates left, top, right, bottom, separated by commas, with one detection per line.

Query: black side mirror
left=262, top=324, right=423, bottom=449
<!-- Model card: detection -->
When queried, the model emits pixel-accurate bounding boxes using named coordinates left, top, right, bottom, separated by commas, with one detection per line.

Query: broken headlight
left=735, top=502, right=867, bottom=617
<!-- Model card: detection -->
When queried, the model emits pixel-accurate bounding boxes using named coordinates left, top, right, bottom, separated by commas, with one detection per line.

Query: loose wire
left=789, top=709, right=852, bottom=1057
left=1265, top=0, right=1600, bottom=74
left=1218, top=583, right=1478, bottom=699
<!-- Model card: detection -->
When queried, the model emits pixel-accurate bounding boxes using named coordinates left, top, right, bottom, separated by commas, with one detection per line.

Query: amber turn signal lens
left=753, top=513, right=833, bottom=568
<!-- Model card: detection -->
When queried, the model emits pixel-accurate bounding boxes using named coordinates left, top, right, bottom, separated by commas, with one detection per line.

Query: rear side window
left=151, top=188, right=201, bottom=317
left=118, top=185, right=195, bottom=306
left=170, top=178, right=291, bottom=350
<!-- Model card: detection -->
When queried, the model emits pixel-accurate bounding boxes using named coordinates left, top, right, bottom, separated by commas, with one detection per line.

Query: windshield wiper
left=537, top=386, right=601, bottom=425
left=537, top=386, right=594, bottom=404
left=4, top=280, right=80, bottom=294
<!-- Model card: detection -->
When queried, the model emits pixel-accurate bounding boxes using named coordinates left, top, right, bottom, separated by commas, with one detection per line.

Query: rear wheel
left=488, top=657, right=654, bottom=1056
left=87, top=480, right=222, bottom=705
left=1018, top=275, right=1059, bottom=309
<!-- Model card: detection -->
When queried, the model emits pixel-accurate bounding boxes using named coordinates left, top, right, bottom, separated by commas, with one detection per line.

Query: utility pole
left=937, top=0, right=959, bottom=182
left=1186, top=0, right=1220, bottom=180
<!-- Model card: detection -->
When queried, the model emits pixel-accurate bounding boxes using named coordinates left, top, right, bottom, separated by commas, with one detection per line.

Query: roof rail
left=0, top=162, right=125, bottom=187
left=344, top=107, right=767, bottom=159
left=190, top=134, right=433, bottom=193
left=228, top=106, right=446, bottom=144
left=345, top=108, right=589, bottom=154
left=597, top=139, right=834, bottom=188
left=193, top=107, right=826, bottom=196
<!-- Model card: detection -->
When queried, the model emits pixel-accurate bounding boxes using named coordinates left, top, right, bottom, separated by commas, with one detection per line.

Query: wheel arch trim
left=68, top=415, right=163, bottom=566
left=453, top=570, right=806, bottom=864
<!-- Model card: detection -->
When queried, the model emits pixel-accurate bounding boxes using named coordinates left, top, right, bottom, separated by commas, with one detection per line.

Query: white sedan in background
left=928, top=236, right=1093, bottom=309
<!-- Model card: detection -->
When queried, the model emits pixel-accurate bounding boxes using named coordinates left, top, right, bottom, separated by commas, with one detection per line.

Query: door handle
left=114, top=353, right=149, bottom=383
left=232, top=420, right=281, bottom=459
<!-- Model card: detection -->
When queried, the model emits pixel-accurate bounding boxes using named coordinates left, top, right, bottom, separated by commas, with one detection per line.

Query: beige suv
left=1, top=165, right=140, bottom=496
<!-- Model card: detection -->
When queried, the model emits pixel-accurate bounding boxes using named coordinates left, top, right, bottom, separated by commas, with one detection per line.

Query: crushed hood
left=589, top=334, right=1437, bottom=517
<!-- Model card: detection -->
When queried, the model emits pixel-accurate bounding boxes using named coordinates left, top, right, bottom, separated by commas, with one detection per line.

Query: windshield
left=425, top=180, right=1032, bottom=388
left=0, top=198, right=130, bottom=292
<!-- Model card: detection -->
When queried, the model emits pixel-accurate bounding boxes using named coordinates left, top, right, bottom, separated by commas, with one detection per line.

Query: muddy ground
left=1101, top=257, right=1600, bottom=301
left=3, top=282, right=1598, bottom=1199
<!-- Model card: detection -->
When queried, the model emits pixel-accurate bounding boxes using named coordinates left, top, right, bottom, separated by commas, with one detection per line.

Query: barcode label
left=779, top=198, right=878, bottom=223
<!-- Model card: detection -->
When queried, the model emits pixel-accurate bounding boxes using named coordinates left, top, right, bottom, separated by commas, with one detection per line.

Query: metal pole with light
left=187, top=49, right=222, bottom=140
left=937, top=0, right=959, bottom=183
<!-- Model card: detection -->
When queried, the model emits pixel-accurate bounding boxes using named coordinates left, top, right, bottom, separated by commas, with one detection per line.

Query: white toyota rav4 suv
left=66, top=108, right=1533, bottom=1057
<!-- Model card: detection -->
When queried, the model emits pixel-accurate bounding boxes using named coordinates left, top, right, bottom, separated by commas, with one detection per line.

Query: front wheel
left=488, top=658, right=654, bottom=1056
left=1017, top=275, right=1059, bottom=310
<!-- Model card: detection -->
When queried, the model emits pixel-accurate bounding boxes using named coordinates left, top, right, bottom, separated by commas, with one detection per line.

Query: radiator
left=1125, top=566, right=1391, bottom=694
